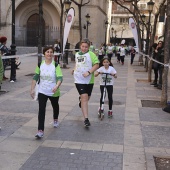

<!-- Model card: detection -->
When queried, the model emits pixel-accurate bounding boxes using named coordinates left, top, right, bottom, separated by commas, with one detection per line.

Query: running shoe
left=84, top=118, right=91, bottom=127
left=108, top=111, right=113, bottom=118
left=53, top=120, right=59, bottom=128
left=35, top=130, right=44, bottom=138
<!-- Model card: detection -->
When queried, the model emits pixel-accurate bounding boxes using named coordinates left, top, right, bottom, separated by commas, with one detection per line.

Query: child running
left=72, top=39, right=99, bottom=127
left=95, top=57, right=117, bottom=118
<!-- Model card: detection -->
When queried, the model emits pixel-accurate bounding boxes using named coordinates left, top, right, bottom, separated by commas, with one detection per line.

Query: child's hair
left=99, top=56, right=113, bottom=67
left=80, top=38, right=90, bottom=47
left=43, top=46, right=54, bottom=54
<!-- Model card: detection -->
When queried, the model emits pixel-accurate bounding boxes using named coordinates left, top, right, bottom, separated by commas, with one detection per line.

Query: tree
left=71, top=0, right=90, bottom=41
left=161, top=1, right=170, bottom=105
left=148, top=0, right=166, bottom=82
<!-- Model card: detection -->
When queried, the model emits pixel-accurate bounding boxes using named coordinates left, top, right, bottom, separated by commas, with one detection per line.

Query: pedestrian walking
left=0, top=52, right=3, bottom=90
left=54, top=40, right=61, bottom=64
left=89, top=42, right=95, bottom=52
left=95, top=57, right=117, bottom=118
left=30, top=46, right=63, bottom=138
left=72, top=39, right=99, bottom=127
left=130, top=46, right=136, bottom=65
left=106, top=43, right=114, bottom=60
left=98, top=44, right=105, bottom=62
left=119, top=43, right=126, bottom=65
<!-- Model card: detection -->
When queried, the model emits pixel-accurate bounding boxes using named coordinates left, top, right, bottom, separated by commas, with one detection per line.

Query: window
left=137, top=3, right=147, bottom=10
left=120, top=18, right=129, bottom=24
left=117, top=5, right=130, bottom=11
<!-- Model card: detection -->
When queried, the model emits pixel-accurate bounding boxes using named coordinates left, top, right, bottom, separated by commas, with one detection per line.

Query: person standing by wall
left=130, top=46, right=136, bottom=65
left=154, top=41, right=164, bottom=90
left=0, top=37, right=11, bottom=80
left=0, top=52, right=3, bottom=90
left=30, top=46, right=63, bottom=138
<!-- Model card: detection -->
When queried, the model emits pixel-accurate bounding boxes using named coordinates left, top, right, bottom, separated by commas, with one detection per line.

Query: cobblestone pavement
left=0, top=54, right=170, bottom=170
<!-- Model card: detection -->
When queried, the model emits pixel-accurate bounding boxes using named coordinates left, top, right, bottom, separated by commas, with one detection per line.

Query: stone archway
left=27, top=14, right=45, bottom=46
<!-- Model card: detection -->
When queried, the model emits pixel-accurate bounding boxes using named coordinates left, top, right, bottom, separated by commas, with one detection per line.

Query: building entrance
left=27, top=14, right=45, bottom=46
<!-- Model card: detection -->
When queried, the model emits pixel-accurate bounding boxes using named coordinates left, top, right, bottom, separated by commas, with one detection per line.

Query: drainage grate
left=154, top=156, right=170, bottom=170
left=105, top=101, right=122, bottom=105
left=137, top=79, right=148, bottom=83
left=25, top=73, right=35, bottom=76
left=141, top=100, right=163, bottom=108
left=135, top=70, right=146, bottom=72
left=0, top=90, right=9, bottom=95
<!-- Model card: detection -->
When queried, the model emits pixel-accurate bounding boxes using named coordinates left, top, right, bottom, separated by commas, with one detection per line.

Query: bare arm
left=30, top=80, right=37, bottom=99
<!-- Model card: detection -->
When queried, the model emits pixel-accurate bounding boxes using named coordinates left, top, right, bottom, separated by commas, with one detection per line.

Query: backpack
left=38, top=62, right=58, bottom=69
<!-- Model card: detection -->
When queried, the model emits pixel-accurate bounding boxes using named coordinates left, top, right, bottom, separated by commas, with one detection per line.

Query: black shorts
left=75, top=84, right=94, bottom=96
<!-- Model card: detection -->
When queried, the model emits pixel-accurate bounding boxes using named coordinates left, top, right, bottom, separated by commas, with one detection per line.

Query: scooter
left=98, top=73, right=110, bottom=120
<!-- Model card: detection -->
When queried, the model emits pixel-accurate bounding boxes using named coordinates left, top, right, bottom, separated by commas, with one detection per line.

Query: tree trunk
left=161, top=2, right=170, bottom=106
left=60, top=0, right=64, bottom=53
left=79, top=6, right=82, bottom=41
left=148, top=11, right=161, bottom=82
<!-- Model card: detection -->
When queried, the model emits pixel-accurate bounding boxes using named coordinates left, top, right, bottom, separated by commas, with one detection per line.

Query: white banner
left=63, top=8, right=75, bottom=52
left=129, top=18, right=139, bottom=48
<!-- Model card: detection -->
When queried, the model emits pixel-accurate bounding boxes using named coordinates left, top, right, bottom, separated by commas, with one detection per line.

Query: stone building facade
left=0, top=0, right=110, bottom=50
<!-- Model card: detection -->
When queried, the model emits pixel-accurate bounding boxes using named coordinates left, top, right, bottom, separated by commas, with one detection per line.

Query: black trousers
left=131, top=54, right=135, bottom=64
left=120, top=55, right=125, bottom=63
left=117, top=54, right=120, bottom=62
left=107, top=53, right=112, bottom=60
left=153, top=69, right=158, bottom=83
left=38, top=93, right=59, bottom=131
left=100, top=85, right=113, bottom=110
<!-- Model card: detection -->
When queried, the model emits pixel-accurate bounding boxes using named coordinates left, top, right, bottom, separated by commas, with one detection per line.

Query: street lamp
left=64, top=0, right=72, bottom=12
left=146, top=0, right=155, bottom=54
left=10, top=0, right=16, bottom=82
left=145, top=0, right=154, bottom=72
left=38, top=0, right=43, bottom=64
left=111, top=27, right=114, bottom=37
left=85, top=13, right=91, bottom=38
left=105, top=20, right=109, bottom=44
left=114, top=30, right=117, bottom=44
left=110, top=27, right=114, bottom=44
left=121, top=26, right=125, bottom=40
left=141, top=14, right=146, bottom=51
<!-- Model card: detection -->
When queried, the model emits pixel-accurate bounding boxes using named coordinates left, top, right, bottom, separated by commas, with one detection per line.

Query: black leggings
left=100, top=85, right=113, bottom=110
left=38, top=93, right=59, bottom=131
left=120, top=55, right=125, bottom=63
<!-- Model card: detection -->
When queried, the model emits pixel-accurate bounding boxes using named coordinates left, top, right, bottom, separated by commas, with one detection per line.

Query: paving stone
left=20, top=147, right=123, bottom=170
left=48, top=120, right=124, bottom=145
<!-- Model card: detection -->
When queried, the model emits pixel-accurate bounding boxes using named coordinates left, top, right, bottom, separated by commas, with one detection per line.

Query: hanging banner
left=129, top=18, right=139, bottom=48
left=63, top=7, right=75, bottom=52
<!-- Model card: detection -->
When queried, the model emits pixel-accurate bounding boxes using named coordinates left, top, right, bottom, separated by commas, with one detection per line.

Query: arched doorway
left=27, top=14, right=45, bottom=46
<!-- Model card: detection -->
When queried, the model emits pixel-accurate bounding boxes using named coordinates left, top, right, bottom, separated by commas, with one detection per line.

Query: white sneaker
left=53, top=121, right=59, bottom=128
left=35, top=131, right=44, bottom=138
left=10, top=80, right=15, bottom=83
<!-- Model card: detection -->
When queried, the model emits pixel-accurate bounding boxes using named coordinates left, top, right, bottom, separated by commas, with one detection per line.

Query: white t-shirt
left=97, top=66, right=117, bottom=86
left=107, top=46, right=113, bottom=54
left=119, top=47, right=126, bottom=56
left=38, top=62, right=56, bottom=96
